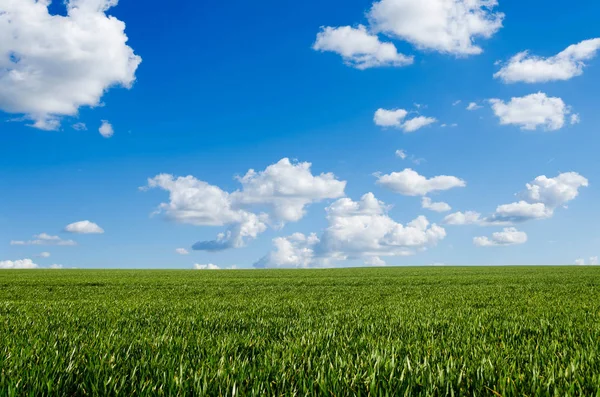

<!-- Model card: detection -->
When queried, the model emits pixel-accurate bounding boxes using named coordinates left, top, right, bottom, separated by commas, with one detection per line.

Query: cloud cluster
left=255, top=193, right=446, bottom=268
left=489, top=92, right=577, bottom=131
left=313, top=25, right=413, bottom=70
left=575, top=257, right=598, bottom=266
left=374, top=108, right=436, bottom=132
left=445, top=172, right=588, bottom=226
left=65, top=221, right=104, bottom=234
left=10, top=233, right=77, bottom=246
left=0, top=259, right=39, bottom=269
left=0, top=0, right=141, bottom=129
left=473, top=227, right=527, bottom=247
left=495, top=38, right=600, bottom=83
left=376, top=168, right=466, bottom=196
left=145, top=158, right=346, bottom=251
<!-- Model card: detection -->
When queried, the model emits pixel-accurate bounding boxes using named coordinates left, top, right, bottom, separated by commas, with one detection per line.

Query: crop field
left=1, top=267, right=600, bottom=396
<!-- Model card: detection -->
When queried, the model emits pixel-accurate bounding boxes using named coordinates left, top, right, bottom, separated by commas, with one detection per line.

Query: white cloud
left=421, top=197, right=451, bottom=212
left=374, top=108, right=408, bottom=127
left=520, top=172, right=589, bottom=208
left=401, top=116, right=437, bottom=132
left=313, top=25, right=413, bottom=69
left=452, top=100, right=462, bottom=106
left=0, top=0, right=141, bottom=129
left=474, top=227, right=527, bottom=247
left=193, top=263, right=220, bottom=270
left=256, top=193, right=446, bottom=268
left=11, top=233, right=77, bottom=246
left=72, top=122, right=87, bottom=131
left=64, top=220, right=104, bottom=234
left=37, top=252, right=51, bottom=258
left=374, top=108, right=436, bottom=132
left=99, top=120, right=114, bottom=138
left=175, top=248, right=189, bottom=255
left=395, top=149, right=407, bottom=159
left=575, top=258, right=586, bottom=266
left=0, top=259, right=38, bottom=269
left=49, top=264, right=64, bottom=269
left=443, top=211, right=482, bottom=225
left=368, top=0, right=504, bottom=55
left=466, top=102, right=482, bottom=111
left=489, top=92, right=572, bottom=131
left=145, top=158, right=345, bottom=251
left=494, top=38, right=600, bottom=83
left=489, top=201, right=553, bottom=223
left=592, top=257, right=599, bottom=266
left=570, top=114, right=580, bottom=125
left=364, top=256, right=387, bottom=266
left=376, top=168, right=466, bottom=196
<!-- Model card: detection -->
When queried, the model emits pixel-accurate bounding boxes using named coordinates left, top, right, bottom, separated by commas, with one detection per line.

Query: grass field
left=1, top=267, right=600, bottom=396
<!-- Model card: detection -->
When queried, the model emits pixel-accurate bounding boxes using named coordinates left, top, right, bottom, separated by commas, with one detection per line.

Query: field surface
left=1, top=267, right=600, bottom=396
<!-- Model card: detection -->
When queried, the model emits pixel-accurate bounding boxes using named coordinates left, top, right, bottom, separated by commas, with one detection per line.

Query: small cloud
left=175, top=248, right=189, bottom=255
left=193, top=263, right=220, bottom=270
left=570, top=114, right=580, bottom=125
left=452, top=100, right=461, bottom=106
left=466, top=102, right=482, bottom=111
left=11, top=233, right=77, bottom=246
left=37, top=252, right=51, bottom=258
left=64, top=221, right=104, bottom=234
left=395, top=149, right=407, bottom=160
left=49, top=264, right=64, bottom=269
left=72, top=122, right=87, bottom=131
left=99, top=120, right=114, bottom=138
left=0, top=259, right=39, bottom=269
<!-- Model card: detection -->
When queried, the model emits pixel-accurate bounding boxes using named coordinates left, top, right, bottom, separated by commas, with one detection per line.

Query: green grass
left=1, top=267, right=600, bottom=396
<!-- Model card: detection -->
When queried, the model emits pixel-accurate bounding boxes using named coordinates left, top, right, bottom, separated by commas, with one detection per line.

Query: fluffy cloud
left=402, top=116, right=437, bottom=132
left=145, top=158, right=345, bottom=251
left=466, top=102, right=482, bottom=111
left=193, top=263, right=220, bottom=270
left=99, top=120, right=114, bottom=138
left=473, top=227, right=527, bottom=247
left=0, top=0, right=141, bottom=129
left=255, top=193, right=446, bottom=267
left=489, top=92, right=573, bottom=131
left=494, top=38, right=600, bottom=83
left=575, top=257, right=598, bottom=266
left=175, top=248, right=189, bottom=255
left=64, top=220, right=104, bottom=234
left=313, top=25, right=413, bottom=69
left=374, top=108, right=408, bottom=127
left=0, top=259, right=38, bottom=269
left=443, top=211, right=482, bottom=225
left=421, top=197, right=451, bottom=212
left=368, top=0, right=504, bottom=55
left=376, top=168, right=466, bottom=196
left=374, top=109, right=436, bottom=132
left=50, top=264, right=64, bottom=269
left=37, top=252, right=51, bottom=258
left=10, top=233, right=77, bottom=246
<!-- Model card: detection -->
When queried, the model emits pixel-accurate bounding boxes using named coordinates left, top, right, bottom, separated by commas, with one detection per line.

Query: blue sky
left=1, top=0, right=599, bottom=269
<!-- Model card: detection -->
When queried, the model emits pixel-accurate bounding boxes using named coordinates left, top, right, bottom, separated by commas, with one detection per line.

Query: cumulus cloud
left=489, top=92, right=573, bottom=131
left=193, top=263, right=220, bottom=270
left=376, top=168, right=466, bottom=196
left=145, top=158, right=346, bottom=251
left=421, top=197, right=452, bottom=212
left=175, top=248, right=189, bottom=255
left=50, top=264, right=64, bottom=269
left=374, top=109, right=436, bottom=132
left=99, top=120, right=114, bottom=138
left=313, top=25, right=413, bottom=69
left=255, top=193, right=446, bottom=268
left=0, top=0, right=141, bottom=129
left=64, top=220, right=104, bottom=234
left=494, top=38, right=600, bottom=83
left=11, top=233, right=77, bottom=246
left=368, top=0, right=504, bottom=55
left=473, top=227, right=527, bottom=247
left=443, top=211, right=482, bottom=225
left=0, top=259, right=38, bottom=269
left=466, top=102, right=482, bottom=111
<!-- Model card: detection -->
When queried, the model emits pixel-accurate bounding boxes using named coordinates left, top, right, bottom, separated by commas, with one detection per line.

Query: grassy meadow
left=1, top=267, right=600, bottom=396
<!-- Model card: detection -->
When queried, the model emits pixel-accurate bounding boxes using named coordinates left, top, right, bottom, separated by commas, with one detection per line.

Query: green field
left=1, top=267, right=600, bottom=396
